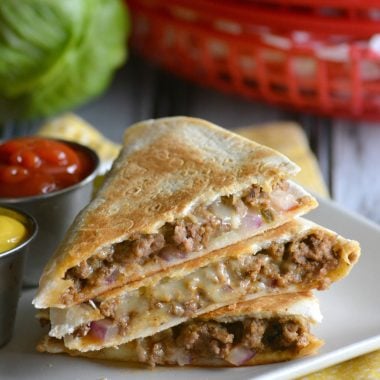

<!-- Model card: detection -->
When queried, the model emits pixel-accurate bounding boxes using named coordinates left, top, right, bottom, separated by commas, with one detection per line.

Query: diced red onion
left=105, top=269, right=119, bottom=284
left=89, top=319, right=118, bottom=341
left=225, top=346, right=256, bottom=366
left=242, top=212, right=263, bottom=230
left=269, top=190, right=298, bottom=211
left=175, top=350, right=192, bottom=366
left=159, top=246, right=185, bottom=262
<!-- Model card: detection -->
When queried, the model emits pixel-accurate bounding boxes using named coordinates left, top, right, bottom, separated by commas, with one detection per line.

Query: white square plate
left=1, top=197, right=380, bottom=380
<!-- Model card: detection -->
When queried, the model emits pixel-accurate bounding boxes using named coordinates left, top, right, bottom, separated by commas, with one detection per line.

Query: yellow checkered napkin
left=235, top=122, right=328, bottom=197
left=37, top=113, right=120, bottom=163
left=299, top=351, right=380, bottom=380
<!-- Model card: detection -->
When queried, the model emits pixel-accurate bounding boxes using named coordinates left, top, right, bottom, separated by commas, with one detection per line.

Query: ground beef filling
left=245, top=230, right=340, bottom=290
left=68, top=231, right=337, bottom=342
left=134, top=316, right=310, bottom=366
left=63, top=183, right=280, bottom=303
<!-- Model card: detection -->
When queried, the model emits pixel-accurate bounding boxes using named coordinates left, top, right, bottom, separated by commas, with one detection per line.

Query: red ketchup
left=0, top=137, right=94, bottom=197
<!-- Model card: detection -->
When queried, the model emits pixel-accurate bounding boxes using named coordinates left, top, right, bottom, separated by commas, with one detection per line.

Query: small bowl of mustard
left=0, top=136, right=99, bottom=286
left=0, top=206, right=37, bottom=347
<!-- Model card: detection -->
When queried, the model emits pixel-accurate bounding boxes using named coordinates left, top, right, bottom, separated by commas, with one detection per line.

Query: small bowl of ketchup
left=0, top=137, right=99, bottom=286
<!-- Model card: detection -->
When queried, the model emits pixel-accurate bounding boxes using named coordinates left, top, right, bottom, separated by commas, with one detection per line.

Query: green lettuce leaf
left=0, top=0, right=129, bottom=121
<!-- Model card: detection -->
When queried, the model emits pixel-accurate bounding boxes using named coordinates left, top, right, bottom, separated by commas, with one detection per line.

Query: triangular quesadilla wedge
left=34, top=116, right=317, bottom=309
left=39, top=292, right=323, bottom=366
left=44, top=218, right=359, bottom=352
left=38, top=292, right=323, bottom=367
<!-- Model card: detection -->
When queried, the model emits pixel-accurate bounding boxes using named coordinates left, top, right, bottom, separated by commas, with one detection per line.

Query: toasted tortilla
left=235, top=122, right=329, bottom=197
left=34, top=116, right=317, bottom=309
left=46, top=218, right=359, bottom=352
left=38, top=292, right=324, bottom=367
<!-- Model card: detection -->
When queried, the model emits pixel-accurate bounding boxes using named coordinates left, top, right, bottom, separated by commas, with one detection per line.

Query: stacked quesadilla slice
left=34, top=116, right=317, bottom=308
left=34, top=117, right=360, bottom=367
left=38, top=292, right=323, bottom=367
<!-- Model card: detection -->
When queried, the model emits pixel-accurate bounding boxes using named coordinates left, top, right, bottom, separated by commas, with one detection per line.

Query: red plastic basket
left=127, top=0, right=380, bottom=119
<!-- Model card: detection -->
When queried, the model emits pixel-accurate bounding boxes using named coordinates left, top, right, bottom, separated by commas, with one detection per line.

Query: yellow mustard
left=0, top=215, right=27, bottom=253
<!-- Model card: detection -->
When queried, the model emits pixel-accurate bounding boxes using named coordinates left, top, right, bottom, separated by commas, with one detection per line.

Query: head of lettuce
left=0, top=0, right=129, bottom=122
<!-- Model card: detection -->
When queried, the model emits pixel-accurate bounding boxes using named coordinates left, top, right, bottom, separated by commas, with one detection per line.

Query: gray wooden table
left=5, top=55, right=380, bottom=223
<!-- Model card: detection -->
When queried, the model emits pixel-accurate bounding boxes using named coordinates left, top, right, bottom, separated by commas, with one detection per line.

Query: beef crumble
left=134, top=316, right=310, bottom=366
left=244, top=230, right=339, bottom=290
